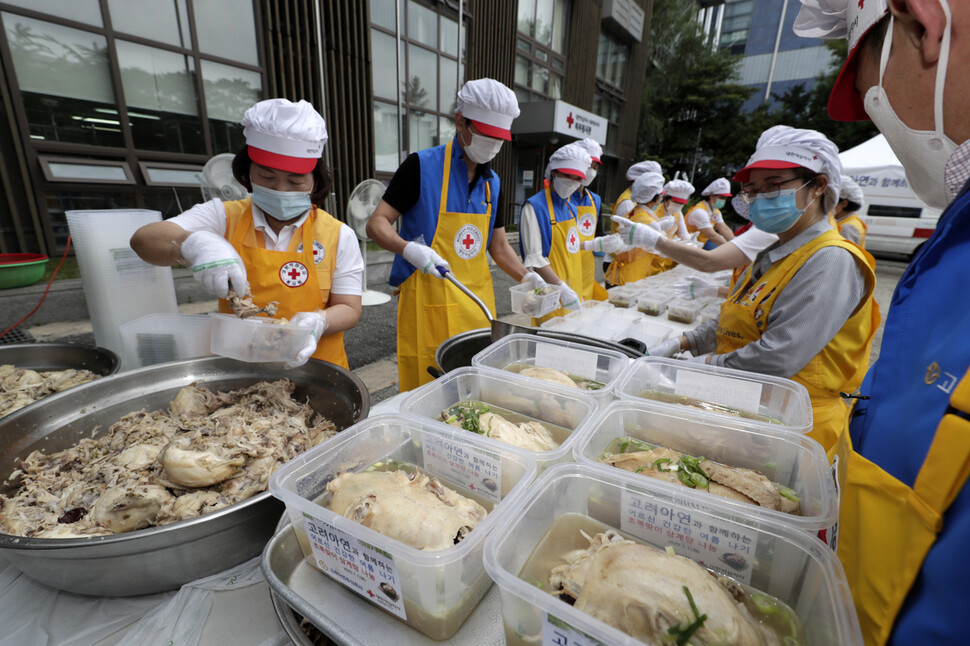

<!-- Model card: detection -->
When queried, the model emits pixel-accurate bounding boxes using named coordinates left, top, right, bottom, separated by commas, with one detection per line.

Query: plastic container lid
left=483, top=463, right=862, bottom=646
left=572, top=399, right=838, bottom=532
left=613, top=357, right=814, bottom=434
left=208, top=312, right=311, bottom=363
left=400, top=366, right=599, bottom=472
left=509, top=283, right=562, bottom=318
left=120, top=313, right=212, bottom=369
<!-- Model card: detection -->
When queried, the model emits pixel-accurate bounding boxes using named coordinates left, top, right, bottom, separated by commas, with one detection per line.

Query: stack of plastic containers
left=66, top=209, right=178, bottom=370
left=400, top=366, right=599, bottom=472
left=119, top=313, right=212, bottom=369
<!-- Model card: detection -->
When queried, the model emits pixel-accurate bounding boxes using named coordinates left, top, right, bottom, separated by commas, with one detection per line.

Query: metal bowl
left=0, top=343, right=120, bottom=376
left=0, top=356, right=368, bottom=597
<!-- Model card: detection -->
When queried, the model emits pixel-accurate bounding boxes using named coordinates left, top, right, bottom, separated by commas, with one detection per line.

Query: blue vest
left=849, top=178, right=970, bottom=644
left=574, top=188, right=602, bottom=218
left=520, top=188, right=578, bottom=259
left=388, top=138, right=499, bottom=287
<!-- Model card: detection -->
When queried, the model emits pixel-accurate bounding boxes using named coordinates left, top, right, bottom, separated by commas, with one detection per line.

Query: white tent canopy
left=838, top=134, right=914, bottom=201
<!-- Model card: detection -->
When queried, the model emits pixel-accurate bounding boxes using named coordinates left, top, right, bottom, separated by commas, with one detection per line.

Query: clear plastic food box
left=471, top=334, right=631, bottom=403
left=208, top=312, right=311, bottom=363
left=614, top=357, right=814, bottom=434
left=572, top=399, right=838, bottom=532
left=636, top=291, right=672, bottom=316
left=119, top=313, right=211, bottom=369
left=483, top=463, right=862, bottom=646
left=509, top=283, right=562, bottom=317
left=666, top=297, right=705, bottom=323
left=269, top=414, right=537, bottom=640
left=606, top=285, right=640, bottom=308
left=401, top=366, right=599, bottom=471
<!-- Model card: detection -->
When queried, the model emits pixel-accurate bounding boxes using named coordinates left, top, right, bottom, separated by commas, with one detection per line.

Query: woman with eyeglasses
left=618, top=126, right=880, bottom=461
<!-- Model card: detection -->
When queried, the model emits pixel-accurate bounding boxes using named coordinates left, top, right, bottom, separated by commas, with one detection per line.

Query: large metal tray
left=261, top=521, right=504, bottom=646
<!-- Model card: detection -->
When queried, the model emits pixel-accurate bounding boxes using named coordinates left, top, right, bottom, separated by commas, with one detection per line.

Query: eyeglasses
left=740, top=178, right=811, bottom=204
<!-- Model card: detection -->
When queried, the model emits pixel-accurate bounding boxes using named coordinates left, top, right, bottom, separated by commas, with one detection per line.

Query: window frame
left=513, top=0, right=569, bottom=102
left=38, top=155, right=135, bottom=184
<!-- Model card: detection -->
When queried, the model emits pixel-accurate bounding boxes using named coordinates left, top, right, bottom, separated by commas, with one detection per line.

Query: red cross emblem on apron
left=280, top=261, right=309, bottom=287
left=453, top=223, right=484, bottom=260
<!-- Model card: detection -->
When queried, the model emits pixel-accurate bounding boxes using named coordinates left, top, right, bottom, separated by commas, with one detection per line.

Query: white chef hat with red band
left=575, top=138, right=602, bottom=163
left=702, top=177, right=733, bottom=197
left=456, top=78, right=520, bottom=141
left=631, top=172, right=665, bottom=203
left=663, top=179, right=695, bottom=204
left=794, top=0, right=889, bottom=121
left=626, top=160, right=662, bottom=182
left=547, top=143, right=592, bottom=180
left=242, top=98, right=328, bottom=174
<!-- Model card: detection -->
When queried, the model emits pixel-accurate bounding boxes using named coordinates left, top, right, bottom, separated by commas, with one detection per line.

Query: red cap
left=555, top=167, right=586, bottom=179
left=668, top=195, right=689, bottom=205
left=248, top=146, right=318, bottom=174
left=469, top=119, right=512, bottom=141
left=827, top=34, right=871, bottom=122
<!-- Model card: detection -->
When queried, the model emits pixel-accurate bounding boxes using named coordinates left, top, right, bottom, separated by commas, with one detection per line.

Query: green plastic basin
left=0, top=254, right=49, bottom=289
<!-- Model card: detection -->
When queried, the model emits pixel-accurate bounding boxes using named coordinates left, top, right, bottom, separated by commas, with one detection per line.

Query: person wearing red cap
left=794, top=1, right=970, bottom=643
left=571, top=138, right=609, bottom=302
left=686, top=178, right=735, bottom=249
left=130, top=98, right=363, bottom=369
left=366, top=79, right=541, bottom=391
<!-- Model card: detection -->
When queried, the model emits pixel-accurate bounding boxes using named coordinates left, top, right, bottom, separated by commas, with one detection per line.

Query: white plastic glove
left=647, top=337, right=682, bottom=358
left=582, top=234, right=629, bottom=254
left=651, top=215, right=676, bottom=232
left=558, top=283, right=581, bottom=312
left=286, top=311, right=326, bottom=368
left=403, top=241, right=450, bottom=277
left=687, top=353, right=711, bottom=364
left=520, top=271, right=546, bottom=290
left=671, top=276, right=721, bottom=300
left=612, top=215, right=661, bottom=251
left=180, top=231, right=249, bottom=299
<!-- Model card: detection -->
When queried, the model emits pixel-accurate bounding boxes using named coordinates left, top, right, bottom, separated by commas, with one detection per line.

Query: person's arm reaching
left=487, top=227, right=530, bottom=282
left=130, top=221, right=192, bottom=266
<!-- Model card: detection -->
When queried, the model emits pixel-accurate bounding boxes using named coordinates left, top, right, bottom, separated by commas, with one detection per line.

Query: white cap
left=663, top=179, right=695, bottom=204
left=631, top=172, right=665, bottom=203
left=840, top=174, right=865, bottom=208
left=574, top=138, right=602, bottom=163
left=626, top=160, right=662, bottom=182
left=702, top=178, right=732, bottom=197
left=547, top=144, right=592, bottom=180
left=793, top=0, right=889, bottom=121
left=456, top=78, right=520, bottom=141
left=734, top=125, right=842, bottom=212
left=242, top=98, right=327, bottom=174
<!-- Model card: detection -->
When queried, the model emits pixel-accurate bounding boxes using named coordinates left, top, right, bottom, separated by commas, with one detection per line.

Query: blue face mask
left=251, top=184, right=312, bottom=221
left=747, top=189, right=811, bottom=234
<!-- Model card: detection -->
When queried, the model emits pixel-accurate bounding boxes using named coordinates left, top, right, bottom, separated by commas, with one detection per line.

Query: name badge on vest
left=578, top=213, right=596, bottom=236
left=565, top=226, right=581, bottom=254
left=454, top=224, right=484, bottom=260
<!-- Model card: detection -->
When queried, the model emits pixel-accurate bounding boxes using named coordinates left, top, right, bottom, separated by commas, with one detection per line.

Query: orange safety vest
left=219, top=198, right=348, bottom=368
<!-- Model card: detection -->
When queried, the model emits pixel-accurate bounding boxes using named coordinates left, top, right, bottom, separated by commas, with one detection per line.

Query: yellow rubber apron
left=840, top=370, right=970, bottom=645
left=715, top=229, right=879, bottom=463
left=533, top=186, right=586, bottom=326
left=396, top=141, right=495, bottom=391
left=219, top=202, right=347, bottom=368
left=604, top=205, right=663, bottom=286
left=576, top=188, right=608, bottom=301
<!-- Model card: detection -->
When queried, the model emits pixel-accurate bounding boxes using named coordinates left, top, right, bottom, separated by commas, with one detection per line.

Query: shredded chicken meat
left=441, top=401, right=559, bottom=452
left=0, top=364, right=100, bottom=419
left=0, top=379, right=336, bottom=538
left=227, top=287, right=279, bottom=319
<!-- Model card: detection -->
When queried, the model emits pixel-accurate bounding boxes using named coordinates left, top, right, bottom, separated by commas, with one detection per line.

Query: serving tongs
left=437, top=266, right=537, bottom=342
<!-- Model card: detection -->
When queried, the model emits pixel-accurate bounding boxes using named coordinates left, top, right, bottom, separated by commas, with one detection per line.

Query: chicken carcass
left=518, top=367, right=578, bottom=389
left=442, top=402, right=558, bottom=451
left=0, top=364, right=100, bottom=419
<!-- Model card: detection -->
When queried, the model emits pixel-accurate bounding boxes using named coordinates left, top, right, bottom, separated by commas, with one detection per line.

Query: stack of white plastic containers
left=66, top=209, right=178, bottom=370
left=267, top=335, right=862, bottom=644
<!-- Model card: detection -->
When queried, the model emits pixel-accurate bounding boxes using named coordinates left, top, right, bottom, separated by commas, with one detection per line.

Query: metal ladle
left=437, top=267, right=537, bottom=342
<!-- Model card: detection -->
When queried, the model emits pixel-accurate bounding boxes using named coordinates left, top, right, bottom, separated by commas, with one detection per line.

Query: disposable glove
left=652, top=215, right=675, bottom=232
left=647, top=337, right=682, bottom=358
left=285, top=310, right=326, bottom=369
left=671, top=276, right=721, bottom=300
left=558, top=283, right=581, bottom=312
left=687, top=353, right=711, bottom=364
left=520, top=271, right=546, bottom=290
left=612, top=216, right=660, bottom=251
left=403, top=241, right=450, bottom=277
left=582, top=234, right=629, bottom=254
left=180, top=231, right=249, bottom=299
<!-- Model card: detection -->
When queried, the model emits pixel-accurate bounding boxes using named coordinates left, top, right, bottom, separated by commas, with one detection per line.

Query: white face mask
left=666, top=202, right=683, bottom=216
left=553, top=176, right=581, bottom=199
left=863, top=11, right=956, bottom=209
left=461, top=129, right=503, bottom=164
left=581, top=168, right=597, bottom=187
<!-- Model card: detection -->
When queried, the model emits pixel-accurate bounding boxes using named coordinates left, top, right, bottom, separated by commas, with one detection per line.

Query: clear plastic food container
left=208, top=312, right=312, bottom=363
left=666, top=297, right=705, bottom=323
left=483, top=463, right=861, bottom=646
left=572, top=399, right=837, bottom=532
left=471, top=334, right=631, bottom=403
left=617, top=318, right=672, bottom=349
left=509, top=283, right=563, bottom=318
left=269, top=414, right=537, bottom=640
left=636, top=291, right=672, bottom=316
left=614, top=357, right=813, bottom=433
left=606, top=285, right=639, bottom=308
left=119, top=313, right=211, bottom=369
left=401, top=367, right=599, bottom=471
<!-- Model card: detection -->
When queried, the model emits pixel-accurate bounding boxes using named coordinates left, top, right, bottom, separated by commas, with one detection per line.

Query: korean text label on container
left=301, top=513, right=407, bottom=620
left=534, top=344, right=599, bottom=382
left=421, top=433, right=503, bottom=503
left=620, top=487, right=758, bottom=584
left=673, top=370, right=763, bottom=415
left=542, top=613, right=605, bottom=646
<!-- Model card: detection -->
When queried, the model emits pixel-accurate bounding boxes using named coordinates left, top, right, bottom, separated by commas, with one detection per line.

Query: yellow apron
left=839, top=214, right=868, bottom=247
left=576, top=188, right=607, bottom=301
left=715, top=229, right=880, bottom=463
left=604, top=204, right=664, bottom=286
left=840, top=370, right=970, bottom=645
left=219, top=200, right=348, bottom=368
left=396, top=141, right=495, bottom=391
left=609, top=186, right=632, bottom=234
left=533, top=186, right=587, bottom=326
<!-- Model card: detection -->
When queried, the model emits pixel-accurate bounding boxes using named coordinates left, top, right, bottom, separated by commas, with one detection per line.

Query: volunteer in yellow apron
left=604, top=171, right=666, bottom=286
left=834, top=174, right=868, bottom=247
left=571, top=138, right=608, bottom=302
left=130, top=98, right=364, bottom=369
left=686, top=178, right=735, bottom=249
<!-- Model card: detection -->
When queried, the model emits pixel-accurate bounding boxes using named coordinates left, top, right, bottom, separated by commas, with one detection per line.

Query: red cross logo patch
left=280, top=261, right=309, bottom=287
left=296, top=240, right=326, bottom=264
left=578, top=213, right=596, bottom=237
left=565, top=225, right=581, bottom=254
left=453, top=223, right=483, bottom=260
